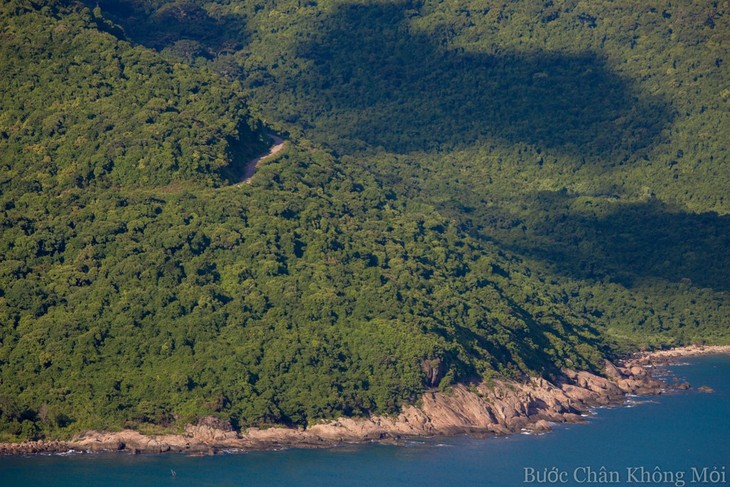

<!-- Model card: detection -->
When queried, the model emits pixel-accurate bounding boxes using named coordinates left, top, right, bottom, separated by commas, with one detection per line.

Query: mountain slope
left=0, top=0, right=728, bottom=441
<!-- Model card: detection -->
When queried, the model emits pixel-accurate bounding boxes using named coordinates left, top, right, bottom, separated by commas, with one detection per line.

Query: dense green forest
left=0, top=0, right=728, bottom=440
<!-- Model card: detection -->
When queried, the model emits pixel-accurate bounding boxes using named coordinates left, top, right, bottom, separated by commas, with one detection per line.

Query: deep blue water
left=1, top=355, right=728, bottom=487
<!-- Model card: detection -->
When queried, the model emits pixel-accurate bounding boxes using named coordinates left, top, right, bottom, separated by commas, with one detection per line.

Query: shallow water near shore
left=1, top=355, right=728, bottom=487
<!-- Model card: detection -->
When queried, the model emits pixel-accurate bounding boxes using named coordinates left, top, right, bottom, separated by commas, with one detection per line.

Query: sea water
left=1, top=355, right=728, bottom=487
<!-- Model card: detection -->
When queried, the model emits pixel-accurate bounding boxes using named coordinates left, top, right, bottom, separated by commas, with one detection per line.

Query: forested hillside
left=87, top=0, right=730, bottom=341
left=0, top=0, right=728, bottom=441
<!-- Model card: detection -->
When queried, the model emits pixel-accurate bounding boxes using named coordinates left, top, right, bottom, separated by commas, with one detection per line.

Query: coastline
left=2, top=345, right=728, bottom=456
left=626, top=344, right=730, bottom=365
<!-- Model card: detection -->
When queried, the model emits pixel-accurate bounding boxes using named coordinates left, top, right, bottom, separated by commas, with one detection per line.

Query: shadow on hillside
left=290, top=2, right=674, bottom=157
left=466, top=193, right=730, bottom=292
left=90, top=0, right=675, bottom=159
left=87, top=0, right=247, bottom=63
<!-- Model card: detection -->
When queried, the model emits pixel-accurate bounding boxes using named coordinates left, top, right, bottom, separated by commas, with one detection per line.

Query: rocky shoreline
left=2, top=345, right=727, bottom=456
left=627, top=344, right=730, bottom=365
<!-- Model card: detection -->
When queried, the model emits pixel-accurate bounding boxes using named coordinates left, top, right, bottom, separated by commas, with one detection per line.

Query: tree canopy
left=0, top=0, right=728, bottom=440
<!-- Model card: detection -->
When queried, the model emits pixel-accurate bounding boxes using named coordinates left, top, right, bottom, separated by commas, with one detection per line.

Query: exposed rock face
left=74, top=430, right=190, bottom=454
left=67, top=417, right=241, bottom=455
left=5, top=345, right=725, bottom=456
left=421, top=358, right=444, bottom=387
left=184, top=416, right=237, bottom=443
left=0, top=440, right=72, bottom=455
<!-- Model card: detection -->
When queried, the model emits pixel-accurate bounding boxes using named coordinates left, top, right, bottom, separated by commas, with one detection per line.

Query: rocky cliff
left=1, top=353, right=682, bottom=455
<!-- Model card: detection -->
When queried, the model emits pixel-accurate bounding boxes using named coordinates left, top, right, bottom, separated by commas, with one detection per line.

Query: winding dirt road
left=239, top=133, right=286, bottom=184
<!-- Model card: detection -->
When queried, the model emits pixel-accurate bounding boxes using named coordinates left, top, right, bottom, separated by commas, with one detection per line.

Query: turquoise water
left=1, top=356, right=728, bottom=487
